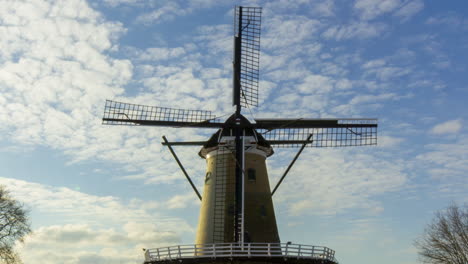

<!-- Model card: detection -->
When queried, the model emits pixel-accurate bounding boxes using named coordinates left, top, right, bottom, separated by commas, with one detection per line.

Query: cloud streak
left=0, top=177, right=193, bottom=264
left=430, top=119, right=462, bottom=135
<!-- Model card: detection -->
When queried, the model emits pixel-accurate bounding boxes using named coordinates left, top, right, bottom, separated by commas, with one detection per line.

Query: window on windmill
left=259, top=205, right=267, bottom=217
left=247, top=168, right=256, bottom=182
left=205, top=172, right=211, bottom=184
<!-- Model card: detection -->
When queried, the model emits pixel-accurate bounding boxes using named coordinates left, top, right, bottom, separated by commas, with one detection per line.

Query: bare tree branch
left=0, top=185, right=31, bottom=264
left=415, top=203, right=468, bottom=264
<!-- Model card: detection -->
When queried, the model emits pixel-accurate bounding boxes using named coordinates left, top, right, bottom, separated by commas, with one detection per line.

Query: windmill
left=103, top=6, right=377, bottom=264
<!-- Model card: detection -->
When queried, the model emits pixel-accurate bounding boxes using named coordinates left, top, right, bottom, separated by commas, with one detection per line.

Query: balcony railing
left=144, top=243, right=337, bottom=263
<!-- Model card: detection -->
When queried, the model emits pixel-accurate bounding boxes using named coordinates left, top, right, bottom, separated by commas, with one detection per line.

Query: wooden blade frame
left=233, top=6, right=262, bottom=111
left=102, top=100, right=222, bottom=128
left=254, top=118, right=378, bottom=148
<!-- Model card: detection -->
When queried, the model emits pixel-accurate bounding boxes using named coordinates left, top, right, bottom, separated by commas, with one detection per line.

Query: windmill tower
left=103, top=6, right=377, bottom=264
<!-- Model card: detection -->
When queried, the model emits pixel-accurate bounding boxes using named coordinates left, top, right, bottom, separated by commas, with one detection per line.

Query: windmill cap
left=198, top=114, right=273, bottom=158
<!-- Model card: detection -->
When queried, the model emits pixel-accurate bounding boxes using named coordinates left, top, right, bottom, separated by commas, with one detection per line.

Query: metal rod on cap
left=271, top=134, right=313, bottom=196
left=162, top=136, right=202, bottom=201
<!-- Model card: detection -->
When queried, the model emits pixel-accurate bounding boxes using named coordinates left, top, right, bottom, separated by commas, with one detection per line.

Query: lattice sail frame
left=235, top=6, right=262, bottom=108
left=102, top=100, right=217, bottom=126
left=256, top=119, right=378, bottom=148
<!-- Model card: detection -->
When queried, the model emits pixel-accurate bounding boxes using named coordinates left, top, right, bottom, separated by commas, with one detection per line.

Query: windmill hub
left=199, top=114, right=273, bottom=159
left=201, top=136, right=272, bottom=159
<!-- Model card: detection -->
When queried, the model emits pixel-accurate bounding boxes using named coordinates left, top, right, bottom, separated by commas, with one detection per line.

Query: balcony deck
left=144, top=243, right=338, bottom=264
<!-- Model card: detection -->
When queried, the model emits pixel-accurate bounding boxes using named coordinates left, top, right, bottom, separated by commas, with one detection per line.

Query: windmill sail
left=233, top=6, right=262, bottom=109
left=102, top=100, right=221, bottom=128
left=254, top=118, right=378, bottom=147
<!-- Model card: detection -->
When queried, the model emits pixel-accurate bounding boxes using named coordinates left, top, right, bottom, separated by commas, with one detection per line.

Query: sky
left=0, top=0, right=467, bottom=263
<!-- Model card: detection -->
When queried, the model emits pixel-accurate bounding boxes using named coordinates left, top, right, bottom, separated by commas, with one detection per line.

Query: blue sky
left=0, top=0, right=467, bottom=263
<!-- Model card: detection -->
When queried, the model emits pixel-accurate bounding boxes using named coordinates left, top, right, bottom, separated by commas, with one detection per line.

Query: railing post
left=230, top=243, right=233, bottom=257
left=156, top=248, right=160, bottom=260
left=311, top=246, right=314, bottom=257
left=178, top=245, right=181, bottom=258
left=168, top=247, right=171, bottom=259
left=248, top=243, right=251, bottom=257
left=268, top=243, right=271, bottom=256
left=298, top=244, right=301, bottom=258
left=213, top=244, right=216, bottom=257
left=285, top=243, right=288, bottom=256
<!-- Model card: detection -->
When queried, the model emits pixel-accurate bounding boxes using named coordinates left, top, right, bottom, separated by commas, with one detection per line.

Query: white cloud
left=364, top=65, right=411, bottom=81
left=353, top=0, right=423, bottom=21
left=310, top=0, right=335, bottom=17
left=136, top=2, right=188, bottom=24
left=271, top=149, right=407, bottom=216
left=335, top=79, right=353, bottom=90
left=393, top=0, right=424, bottom=21
left=332, top=92, right=404, bottom=115
left=298, top=75, right=354, bottom=94
left=136, top=47, right=186, bottom=61
left=349, top=93, right=396, bottom=105
left=195, top=24, right=232, bottom=55
left=430, top=119, right=463, bottom=135
left=354, top=0, right=402, bottom=20
left=134, top=0, right=226, bottom=24
left=103, top=0, right=143, bottom=7
left=16, top=223, right=169, bottom=264
left=291, top=74, right=357, bottom=114
left=0, top=0, right=131, bottom=147
left=262, top=0, right=335, bottom=18
left=0, top=177, right=185, bottom=225
left=354, top=0, right=423, bottom=22
left=298, top=74, right=333, bottom=94
left=23, top=224, right=126, bottom=248
left=426, top=13, right=468, bottom=30
left=362, top=59, right=386, bottom=69
left=415, top=136, right=468, bottom=198
left=263, top=16, right=322, bottom=49
left=263, top=59, right=309, bottom=83
left=123, top=222, right=181, bottom=244
left=0, top=177, right=193, bottom=264
left=322, top=21, right=387, bottom=40
left=263, top=0, right=310, bottom=10
left=0, top=0, right=230, bottom=191
left=378, top=135, right=404, bottom=147
left=166, top=193, right=200, bottom=209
